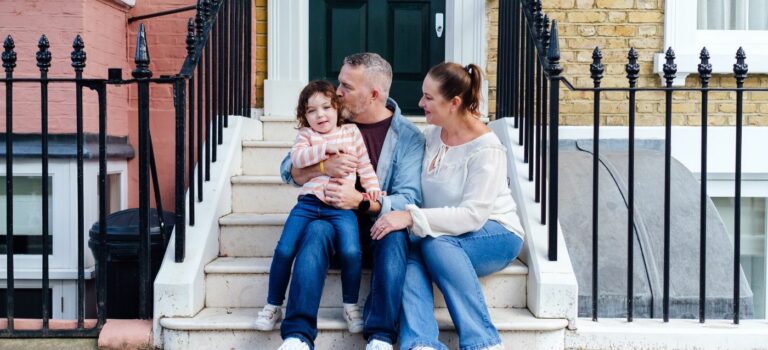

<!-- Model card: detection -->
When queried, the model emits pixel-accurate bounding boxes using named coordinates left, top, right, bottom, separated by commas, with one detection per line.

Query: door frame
left=265, top=0, right=487, bottom=117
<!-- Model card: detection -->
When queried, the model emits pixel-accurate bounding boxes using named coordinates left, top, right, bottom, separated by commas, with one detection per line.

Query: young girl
left=255, top=80, right=382, bottom=334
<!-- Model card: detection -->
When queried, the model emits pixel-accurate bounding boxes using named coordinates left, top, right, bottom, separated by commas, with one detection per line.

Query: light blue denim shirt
left=280, top=98, right=424, bottom=216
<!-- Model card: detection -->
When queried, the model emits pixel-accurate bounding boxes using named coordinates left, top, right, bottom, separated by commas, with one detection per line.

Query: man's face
left=336, top=64, right=372, bottom=121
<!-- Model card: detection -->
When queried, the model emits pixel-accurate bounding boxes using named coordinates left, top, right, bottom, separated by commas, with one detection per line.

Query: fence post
left=697, top=47, right=712, bottom=324
left=3, top=35, right=17, bottom=333
left=546, top=20, right=562, bottom=261
left=132, top=23, right=153, bottom=320
left=732, top=47, right=748, bottom=325
left=37, top=34, right=52, bottom=332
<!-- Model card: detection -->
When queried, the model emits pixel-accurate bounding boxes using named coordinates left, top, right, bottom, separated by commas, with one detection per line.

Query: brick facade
left=485, top=0, right=768, bottom=126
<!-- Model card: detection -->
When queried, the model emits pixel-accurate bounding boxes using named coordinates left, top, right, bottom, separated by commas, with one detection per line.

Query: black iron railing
left=0, top=0, right=251, bottom=337
left=1, top=34, right=109, bottom=337
left=497, top=0, right=763, bottom=324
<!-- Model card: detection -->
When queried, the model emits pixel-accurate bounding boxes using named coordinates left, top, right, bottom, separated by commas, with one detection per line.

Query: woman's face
left=418, top=75, right=453, bottom=126
left=305, top=93, right=339, bottom=134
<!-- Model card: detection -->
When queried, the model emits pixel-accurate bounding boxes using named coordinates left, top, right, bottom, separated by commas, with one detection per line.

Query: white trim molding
left=264, top=0, right=309, bottom=117
left=655, top=0, right=768, bottom=86
left=264, top=0, right=487, bottom=116
left=446, top=0, right=488, bottom=116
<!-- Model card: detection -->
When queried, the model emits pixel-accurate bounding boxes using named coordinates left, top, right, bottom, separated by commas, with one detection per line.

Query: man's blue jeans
left=399, top=220, right=523, bottom=350
left=280, top=219, right=409, bottom=348
left=267, top=195, right=361, bottom=306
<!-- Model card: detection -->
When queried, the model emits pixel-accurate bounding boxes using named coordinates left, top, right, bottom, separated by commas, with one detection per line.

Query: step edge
left=161, top=307, right=566, bottom=332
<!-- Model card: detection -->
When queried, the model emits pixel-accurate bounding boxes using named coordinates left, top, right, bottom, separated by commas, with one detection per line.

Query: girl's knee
left=273, top=243, right=297, bottom=261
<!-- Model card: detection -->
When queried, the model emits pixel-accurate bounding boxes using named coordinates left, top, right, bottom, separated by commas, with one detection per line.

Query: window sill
left=653, top=52, right=768, bottom=86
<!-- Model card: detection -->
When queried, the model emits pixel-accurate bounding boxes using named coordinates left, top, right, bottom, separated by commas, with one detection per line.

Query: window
left=712, top=197, right=767, bottom=319
left=698, top=0, right=768, bottom=30
left=655, top=0, right=768, bottom=85
left=0, top=176, right=53, bottom=255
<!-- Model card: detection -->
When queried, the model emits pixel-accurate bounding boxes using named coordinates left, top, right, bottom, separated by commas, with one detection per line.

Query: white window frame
left=708, top=190, right=768, bottom=320
left=654, top=0, right=768, bottom=85
left=0, top=159, right=128, bottom=280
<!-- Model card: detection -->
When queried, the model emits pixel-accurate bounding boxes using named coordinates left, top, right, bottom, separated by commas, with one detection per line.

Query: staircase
left=159, top=115, right=568, bottom=350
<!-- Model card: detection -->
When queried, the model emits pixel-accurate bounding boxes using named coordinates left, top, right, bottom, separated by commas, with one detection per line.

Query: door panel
left=310, top=0, right=445, bottom=114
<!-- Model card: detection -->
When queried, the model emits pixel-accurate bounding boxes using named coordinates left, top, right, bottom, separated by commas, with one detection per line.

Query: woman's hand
left=371, top=211, right=413, bottom=240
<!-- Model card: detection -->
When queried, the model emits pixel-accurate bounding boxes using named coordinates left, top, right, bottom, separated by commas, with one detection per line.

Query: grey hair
left=343, top=52, right=393, bottom=100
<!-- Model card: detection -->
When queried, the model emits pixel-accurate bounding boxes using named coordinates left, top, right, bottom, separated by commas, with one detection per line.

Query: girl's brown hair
left=427, top=62, right=483, bottom=116
left=295, top=80, right=344, bottom=128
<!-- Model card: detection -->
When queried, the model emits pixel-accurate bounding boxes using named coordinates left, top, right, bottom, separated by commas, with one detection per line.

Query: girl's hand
left=370, top=211, right=412, bottom=240
left=366, top=190, right=385, bottom=202
left=325, top=144, right=346, bottom=155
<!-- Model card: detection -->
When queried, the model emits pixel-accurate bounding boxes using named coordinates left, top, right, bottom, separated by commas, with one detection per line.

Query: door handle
left=435, top=13, right=444, bottom=38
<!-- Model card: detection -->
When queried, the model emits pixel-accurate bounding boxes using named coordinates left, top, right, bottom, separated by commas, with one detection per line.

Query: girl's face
left=418, top=75, right=454, bottom=126
left=305, top=93, right=339, bottom=134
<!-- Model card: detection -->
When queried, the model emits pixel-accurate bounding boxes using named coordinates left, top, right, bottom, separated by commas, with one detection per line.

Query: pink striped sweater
left=291, top=124, right=380, bottom=202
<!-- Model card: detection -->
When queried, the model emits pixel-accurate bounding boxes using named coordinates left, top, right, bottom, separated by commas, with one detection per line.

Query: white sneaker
left=366, top=339, right=394, bottom=350
left=343, top=303, right=364, bottom=333
left=479, top=343, right=504, bottom=350
left=254, top=304, right=282, bottom=331
left=276, top=337, right=309, bottom=350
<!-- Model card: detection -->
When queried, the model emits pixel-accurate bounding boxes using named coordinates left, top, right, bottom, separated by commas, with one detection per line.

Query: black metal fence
left=497, top=0, right=764, bottom=324
left=0, top=0, right=251, bottom=337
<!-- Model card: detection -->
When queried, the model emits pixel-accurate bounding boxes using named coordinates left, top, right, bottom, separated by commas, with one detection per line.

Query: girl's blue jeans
left=399, top=220, right=524, bottom=350
left=267, top=194, right=362, bottom=305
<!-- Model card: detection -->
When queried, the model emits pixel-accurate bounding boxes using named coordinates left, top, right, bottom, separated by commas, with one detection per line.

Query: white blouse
left=406, top=126, right=525, bottom=239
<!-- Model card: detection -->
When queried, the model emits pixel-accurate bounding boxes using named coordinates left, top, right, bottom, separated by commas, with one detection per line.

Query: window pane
left=0, top=176, right=53, bottom=255
left=712, top=197, right=767, bottom=319
left=699, top=0, right=768, bottom=30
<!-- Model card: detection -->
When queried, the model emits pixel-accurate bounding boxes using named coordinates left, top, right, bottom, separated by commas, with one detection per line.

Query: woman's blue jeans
left=267, top=195, right=362, bottom=306
left=399, top=220, right=523, bottom=350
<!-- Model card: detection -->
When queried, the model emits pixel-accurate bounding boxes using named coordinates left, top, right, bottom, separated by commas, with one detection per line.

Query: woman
left=370, top=62, right=525, bottom=350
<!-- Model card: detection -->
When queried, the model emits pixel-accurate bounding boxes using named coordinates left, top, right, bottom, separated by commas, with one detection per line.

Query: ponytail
left=427, top=62, right=483, bottom=116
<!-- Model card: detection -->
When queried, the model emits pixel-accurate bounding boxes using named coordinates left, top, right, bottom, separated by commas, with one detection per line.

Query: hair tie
left=464, top=65, right=472, bottom=74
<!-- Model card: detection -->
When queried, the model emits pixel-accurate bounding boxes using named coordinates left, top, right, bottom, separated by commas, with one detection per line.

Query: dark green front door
left=309, top=0, right=446, bottom=114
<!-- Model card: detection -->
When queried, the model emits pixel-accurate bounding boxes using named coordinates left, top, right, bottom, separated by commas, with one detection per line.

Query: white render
left=153, top=116, right=251, bottom=346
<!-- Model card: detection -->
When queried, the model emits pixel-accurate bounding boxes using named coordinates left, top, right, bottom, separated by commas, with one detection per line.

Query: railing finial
left=698, top=47, right=712, bottom=87
left=662, top=47, right=677, bottom=87
left=186, top=18, right=197, bottom=61
left=626, top=47, right=639, bottom=87
left=196, top=0, right=205, bottom=38
left=733, top=47, right=748, bottom=84
left=2, top=35, right=17, bottom=73
left=37, top=34, right=52, bottom=73
left=590, top=47, right=604, bottom=87
left=71, top=35, right=86, bottom=73
left=534, top=0, right=544, bottom=38
left=542, top=15, right=551, bottom=53
left=546, top=20, right=562, bottom=77
left=132, top=23, right=152, bottom=79
left=201, top=0, right=211, bottom=20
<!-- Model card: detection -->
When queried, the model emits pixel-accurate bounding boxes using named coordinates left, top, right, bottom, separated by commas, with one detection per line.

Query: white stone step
left=161, top=307, right=566, bottom=350
left=204, top=257, right=527, bottom=309
left=220, top=213, right=287, bottom=257
left=230, top=176, right=299, bottom=213
left=241, top=141, right=293, bottom=176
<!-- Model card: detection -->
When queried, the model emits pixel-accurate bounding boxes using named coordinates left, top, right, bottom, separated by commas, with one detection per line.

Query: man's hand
left=324, top=153, right=356, bottom=178
left=324, top=177, right=363, bottom=210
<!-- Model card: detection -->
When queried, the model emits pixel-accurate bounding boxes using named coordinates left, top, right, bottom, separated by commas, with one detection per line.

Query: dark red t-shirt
left=355, top=116, right=393, bottom=171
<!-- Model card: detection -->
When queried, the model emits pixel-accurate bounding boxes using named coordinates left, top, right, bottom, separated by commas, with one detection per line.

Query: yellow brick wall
left=253, top=0, right=267, bottom=108
left=486, top=0, right=768, bottom=126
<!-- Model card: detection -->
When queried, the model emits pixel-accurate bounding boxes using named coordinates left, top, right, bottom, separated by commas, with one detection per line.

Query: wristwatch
left=358, top=194, right=371, bottom=212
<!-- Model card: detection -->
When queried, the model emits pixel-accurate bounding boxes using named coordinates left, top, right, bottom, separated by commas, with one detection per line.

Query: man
left=275, top=53, right=425, bottom=350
